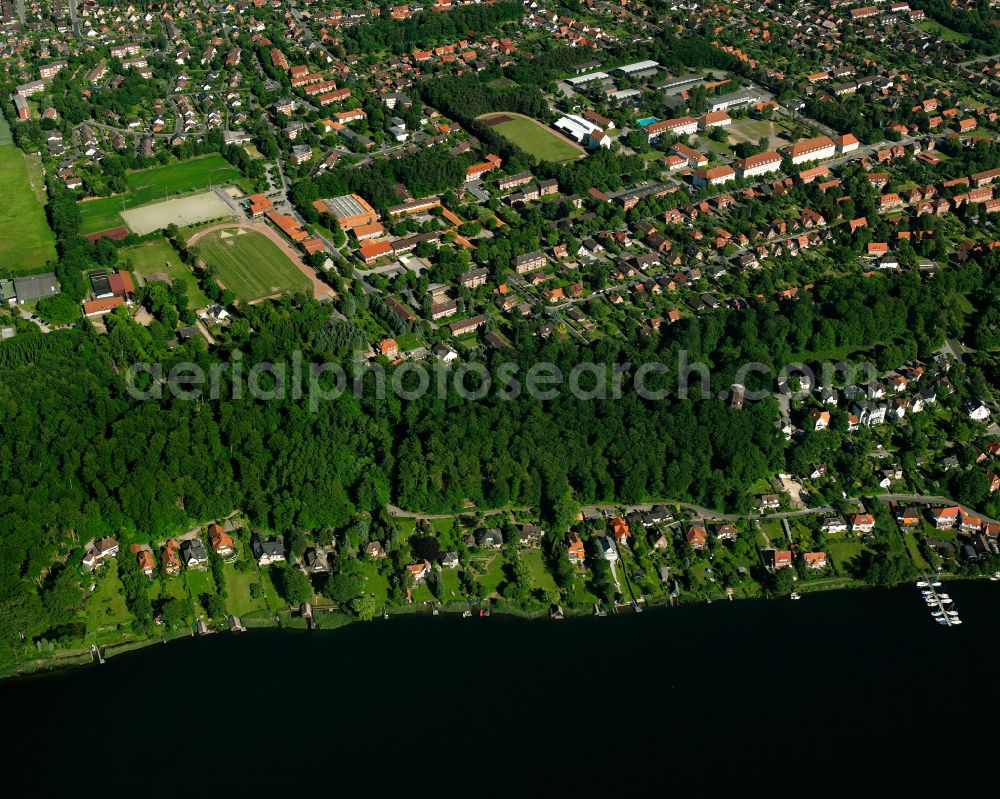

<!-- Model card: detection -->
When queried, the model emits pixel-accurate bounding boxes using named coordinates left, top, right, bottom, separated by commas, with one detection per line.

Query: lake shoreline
left=6, top=579, right=998, bottom=789
left=3, top=574, right=969, bottom=682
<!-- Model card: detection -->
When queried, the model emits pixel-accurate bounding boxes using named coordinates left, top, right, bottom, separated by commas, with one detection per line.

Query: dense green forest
left=341, top=2, right=523, bottom=55
left=4, top=239, right=999, bottom=666
left=419, top=73, right=551, bottom=125
left=911, top=0, right=1000, bottom=54
left=290, top=146, right=469, bottom=216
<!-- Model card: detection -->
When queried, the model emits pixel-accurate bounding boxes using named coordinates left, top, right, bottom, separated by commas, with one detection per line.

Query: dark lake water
left=5, top=582, right=999, bottom=792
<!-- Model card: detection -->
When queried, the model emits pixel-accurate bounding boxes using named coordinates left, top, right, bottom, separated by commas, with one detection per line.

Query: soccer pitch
left=194, top=227, right=311, bottom=302
left=479, top=113, right=585, bottom=163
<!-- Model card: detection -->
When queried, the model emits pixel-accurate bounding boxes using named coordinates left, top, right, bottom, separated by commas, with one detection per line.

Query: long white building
left=736, top=150, right=783, bottom=179
left=554, top=114, right=602, bottom=143
left=645, top=116, right=698, bottom=141
left=784, top=135, right=836, bottom=165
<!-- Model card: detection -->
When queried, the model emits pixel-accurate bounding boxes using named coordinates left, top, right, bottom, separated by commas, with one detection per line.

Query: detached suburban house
left=135, top=547, right=156, bottom=577
left=802, top=552, right=828, bottom=570
left=182, top=539, right=209, bottom=568
left=209, top=524, right=235, bottom=557
left=609, top=516, right=630, bottom=546
left=161, top=540, right=182, bottom=576
left=765, top=549, right=793, bottom=570
left=251, top=533, right=285, bottom=566
left=406, top=560, right=431, bottom=585
left=518, top=524, right=545, bottom=547
left=83, top=536, right=120, bottom=570
left=567, top=532, right=586, bottom=565
left=756, top=494, right=780, bottom=511
left=821, top=516, right=848, bottom=534
left=851, top=514, right=876, bottom=533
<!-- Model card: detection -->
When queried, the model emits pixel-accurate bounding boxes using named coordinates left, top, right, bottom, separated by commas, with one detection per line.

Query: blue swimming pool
left=636, top=117, right=659, bottom=126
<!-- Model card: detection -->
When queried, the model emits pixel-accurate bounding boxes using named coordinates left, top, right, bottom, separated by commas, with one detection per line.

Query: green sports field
left=0, top=119, right=58, bottom=275
left=194, top=228, right=311, bottom=302
left=479, top=113, right=584, bottom=163
left=121, top=237, right=212, bottom=307
left=78, top=154, right=241, bottom=234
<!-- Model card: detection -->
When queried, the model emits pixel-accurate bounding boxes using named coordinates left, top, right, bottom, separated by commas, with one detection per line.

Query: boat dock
left=917, top=578, right=962, bottom=627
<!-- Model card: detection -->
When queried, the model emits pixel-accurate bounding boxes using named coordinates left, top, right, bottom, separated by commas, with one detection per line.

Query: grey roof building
left=181, top=538, right=209, bottom=565
left=13, top=273, right=59, bottom=304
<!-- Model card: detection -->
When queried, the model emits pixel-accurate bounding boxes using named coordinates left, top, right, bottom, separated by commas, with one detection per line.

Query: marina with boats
left=917, top=579, right=963, bottom=627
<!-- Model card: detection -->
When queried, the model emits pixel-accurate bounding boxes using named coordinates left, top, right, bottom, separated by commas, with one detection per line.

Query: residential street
left=390, top=494, right=998, bottom=527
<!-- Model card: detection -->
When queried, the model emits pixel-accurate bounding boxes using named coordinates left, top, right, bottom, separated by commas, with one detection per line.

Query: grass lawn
left=395, top=332, right=424, bottom=352
left=194, top=227, right=311, bottom=302
left=917, top=19, right=971, bottom=43
left=826, top=541, right=866, bottom=573
left=127, top=155, right=239, bottom=205
left=0, top=140, right=58, bottom=275
left=150, top=575, right=190, bottom=604
left=428, top=517, right=456, bottom=538
left=186, top=569, right=217, bottom=601
left=78, top=154, right=241, bottom=234
left=760, top=520, right=786, bottom=546
left=439, top=567, right=465, bottom=602
left=258, top=566, right=289, bottom=612
left=478, top=113, right=584, bottom=163
left=411, top=583, right=436, bottom=604
left=522, top=549, right=558, bottom=594
left=730, top=119, right=774, bottom=140
left=698, top=136, right=732, bottom=159
left=358, top=560, right=390, bottom=605
left=904, top=534, right=930, bottom=570
left=85, top=562, right=133, bottom=641
left=121, top=237, right=212, bottom=307
left=569, top=576, right=599, bottom=607
left=223, top=562, right=269, bottom=617
left=77, top=196, right=129, bottom=235
left=472, top=554, right=506, bottom=597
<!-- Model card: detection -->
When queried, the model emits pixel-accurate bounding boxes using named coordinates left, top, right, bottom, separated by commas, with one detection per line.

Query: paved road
left=387, top=504, right=529, bottom=520
left=18, top=308, right=51, bottom=333
left=876, top=494, right=1000, bottom=526
left=81, top=119, right=172, bottom=140
left=389, top=493, right=999, bottom=527
left=67, top=0, right=82, bottom=37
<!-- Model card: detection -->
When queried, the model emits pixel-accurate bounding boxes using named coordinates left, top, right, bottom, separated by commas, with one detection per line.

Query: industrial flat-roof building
left=315, top=194, right=380, bottom=231
left=554, top=114, right=602, bottom=143
left=654, top=74, right=704, bottom=93
left=708, top=88, right=765, bottom=113
left=13, top=273, right=59, bottom=304
left=565, top=71, right=609, bottom=86
left=615, top=60, right=659, bottom=77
